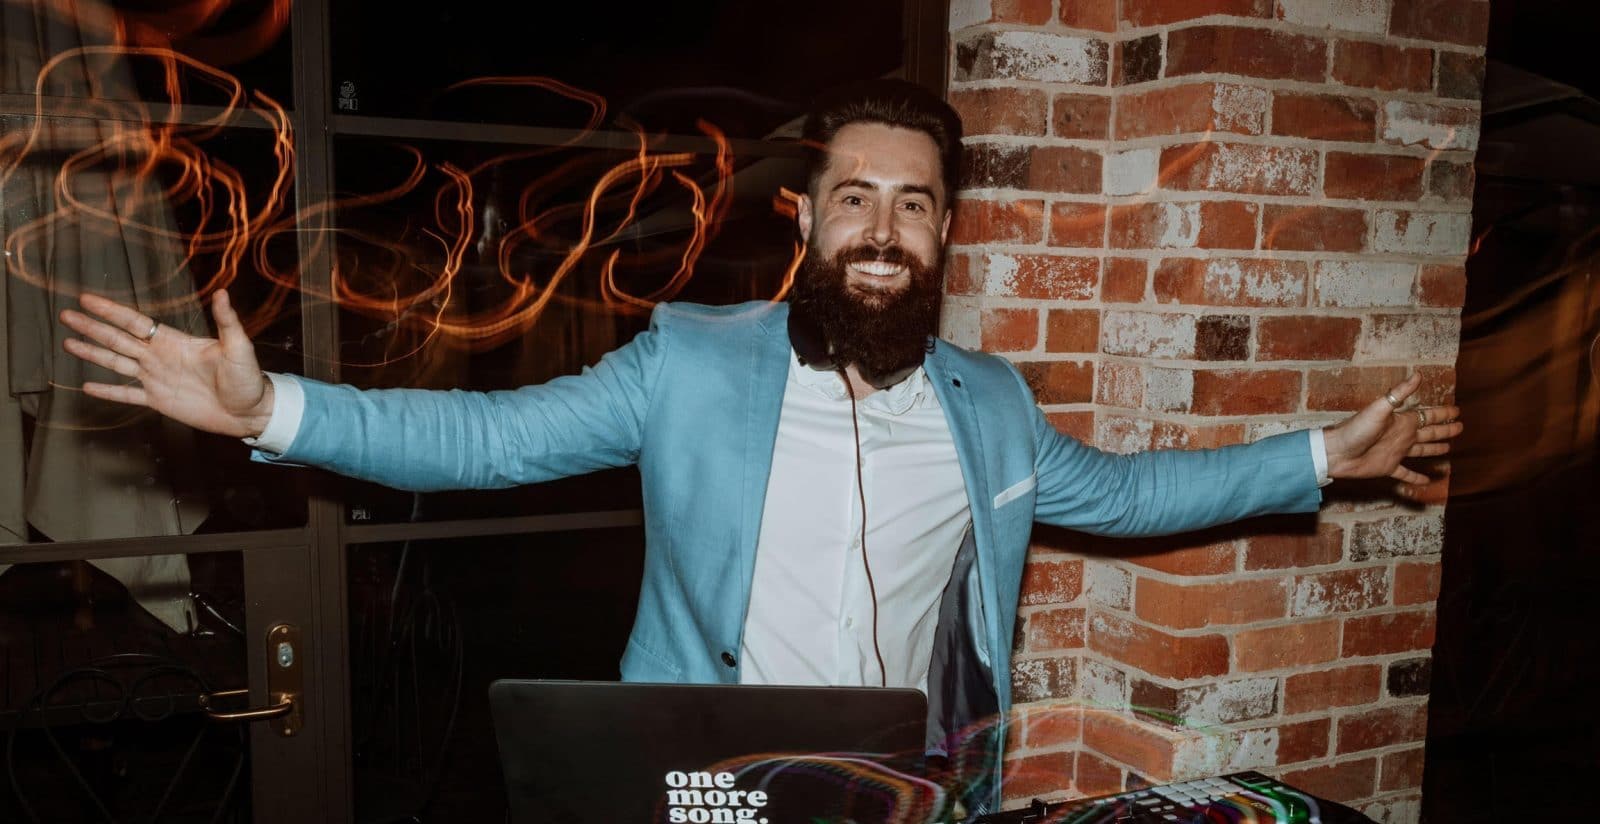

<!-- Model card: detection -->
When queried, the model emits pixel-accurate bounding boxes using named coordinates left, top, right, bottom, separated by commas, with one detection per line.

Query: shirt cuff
left=1308, top=427, right=1332, bottom=488
left=242, top=372, right=305, bottom=455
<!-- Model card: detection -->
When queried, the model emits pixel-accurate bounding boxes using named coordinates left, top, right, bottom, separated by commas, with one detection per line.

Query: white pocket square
left=992, top=473, right=1037, bottom=509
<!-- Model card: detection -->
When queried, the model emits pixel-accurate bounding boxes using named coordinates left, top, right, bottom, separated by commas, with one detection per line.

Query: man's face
left=797, top=123, right=952, bottom=304
left=788, top=123, right=952, bottom=387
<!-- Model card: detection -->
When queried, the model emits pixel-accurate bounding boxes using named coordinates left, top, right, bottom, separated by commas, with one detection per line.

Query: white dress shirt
left=738, top=352, right=971, bottom=691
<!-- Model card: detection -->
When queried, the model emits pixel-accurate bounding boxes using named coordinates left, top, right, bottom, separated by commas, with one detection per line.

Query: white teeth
left=850, top=261, right=906, bottom=277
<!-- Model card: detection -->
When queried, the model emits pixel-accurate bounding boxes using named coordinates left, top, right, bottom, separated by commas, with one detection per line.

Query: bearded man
left=59, top=79, right=1461, bottom=815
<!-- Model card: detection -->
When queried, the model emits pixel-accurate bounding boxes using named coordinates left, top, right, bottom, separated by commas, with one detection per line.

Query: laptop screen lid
left=488, top=679, right=934, bottom=824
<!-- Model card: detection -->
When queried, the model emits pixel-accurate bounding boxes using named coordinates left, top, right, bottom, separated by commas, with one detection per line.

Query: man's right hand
left=59, top=290, right=275, bottom=439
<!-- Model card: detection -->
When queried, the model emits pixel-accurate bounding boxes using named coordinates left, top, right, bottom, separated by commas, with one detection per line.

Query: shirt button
left=720, top=651, right=736, bottom=668
left=844, top=617, right=855, bottom=629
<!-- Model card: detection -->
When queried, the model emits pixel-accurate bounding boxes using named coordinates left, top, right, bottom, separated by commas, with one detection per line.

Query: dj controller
left=973, top=770, right=1374, bottom=823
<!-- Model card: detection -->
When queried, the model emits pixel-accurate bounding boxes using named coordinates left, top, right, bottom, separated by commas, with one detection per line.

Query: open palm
left=59, top=291, right=274, bottom=439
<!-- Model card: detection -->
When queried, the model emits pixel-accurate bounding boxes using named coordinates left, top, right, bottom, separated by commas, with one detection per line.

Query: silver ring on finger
left=1384, top=391, right=1403, bottom=409
left=142, top=321, right=160, bottom=342
left=1415, top=407, right=1428, bottom=428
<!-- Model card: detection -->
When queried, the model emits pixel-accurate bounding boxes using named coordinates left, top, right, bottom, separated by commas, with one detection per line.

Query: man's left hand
left=1322, top=373, right=1463, bottom=498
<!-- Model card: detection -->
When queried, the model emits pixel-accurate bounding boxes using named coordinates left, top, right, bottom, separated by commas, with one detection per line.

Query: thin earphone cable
left=839, top=367, right=888, bottom=687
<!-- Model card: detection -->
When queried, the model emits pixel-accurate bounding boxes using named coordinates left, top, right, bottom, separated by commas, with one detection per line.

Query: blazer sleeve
left=260, top=305, right=672, bottom=492
left=1022, top=377, right=1323, bottom=537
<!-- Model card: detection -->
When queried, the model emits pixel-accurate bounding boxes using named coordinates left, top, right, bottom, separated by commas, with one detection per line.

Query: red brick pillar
left=944, top=2, right=1485, bottom=820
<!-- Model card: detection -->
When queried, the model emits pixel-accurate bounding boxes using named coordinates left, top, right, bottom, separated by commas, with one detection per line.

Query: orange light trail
left=3, top=45, right=297, bottom=338
left=2, top=26, right=796, bottom=371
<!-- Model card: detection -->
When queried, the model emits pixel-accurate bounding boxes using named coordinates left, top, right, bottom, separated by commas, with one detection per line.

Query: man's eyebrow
left=829, top=179, right=940, bottom=200
left=829, top=177, right=879, bottom=194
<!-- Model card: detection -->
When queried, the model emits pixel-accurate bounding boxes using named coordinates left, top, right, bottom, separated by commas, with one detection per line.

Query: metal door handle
left=199, top=624, right=304, bottom=736
left=200, top=688, right=295, bottom=722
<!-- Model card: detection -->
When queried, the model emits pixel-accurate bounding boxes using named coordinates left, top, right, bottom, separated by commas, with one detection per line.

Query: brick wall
left=941, top=1, right=1484, bottom=820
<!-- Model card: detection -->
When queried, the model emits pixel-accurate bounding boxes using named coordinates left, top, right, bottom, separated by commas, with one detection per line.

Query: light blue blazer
left=270, top=301, right=1323, bottom=809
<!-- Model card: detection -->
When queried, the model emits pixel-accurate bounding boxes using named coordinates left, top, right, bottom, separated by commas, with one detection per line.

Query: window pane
left=0, top=552, right=252, bottom=821
left=0, top=0, right=294, bottom=110
left=332, top=136, right=802, bottom=388
left=2, top=118, right=308, bottom=542
left=329, top=0, right=903, bottom=137
left=347, top=529, right=645, bottom=821
left=328, top=134, right=804, bottom=522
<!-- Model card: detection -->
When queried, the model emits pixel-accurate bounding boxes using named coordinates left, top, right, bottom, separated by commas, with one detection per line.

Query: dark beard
left=788, top=242, right=943, bottom=388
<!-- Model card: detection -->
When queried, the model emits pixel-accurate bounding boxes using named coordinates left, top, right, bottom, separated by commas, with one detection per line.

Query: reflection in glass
left=0, top=0, right=294, bottom=107
left=332, top=136, right=804, bottom=390
left=330, top=0, right=901, bottom=137
left=348, top=528, right=645, bottom=821
left=0, top=552, right=251, bottom=821
left=2, top=121, right=308, bottom=551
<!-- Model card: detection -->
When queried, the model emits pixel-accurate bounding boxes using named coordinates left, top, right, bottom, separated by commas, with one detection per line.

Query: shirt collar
left=788, top=348, right=930, bottom=415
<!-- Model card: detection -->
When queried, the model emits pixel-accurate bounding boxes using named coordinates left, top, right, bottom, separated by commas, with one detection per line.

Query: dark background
left=1426, top=1, right=1600, bottom=820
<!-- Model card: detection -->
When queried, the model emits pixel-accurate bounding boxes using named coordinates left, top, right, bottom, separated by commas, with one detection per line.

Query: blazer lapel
left=924, top=344, right=1001, bottom=651
left=736, top=304, right=794, bottom=610
left=926, top=344, right=992, bottom=534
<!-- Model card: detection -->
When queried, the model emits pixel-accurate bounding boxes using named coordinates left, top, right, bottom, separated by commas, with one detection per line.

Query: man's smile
left=847, top=260, right=909, bottom=280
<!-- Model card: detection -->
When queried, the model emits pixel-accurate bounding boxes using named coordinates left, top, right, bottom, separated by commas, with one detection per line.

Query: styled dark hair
left=800, top=78, right=964, bottom=205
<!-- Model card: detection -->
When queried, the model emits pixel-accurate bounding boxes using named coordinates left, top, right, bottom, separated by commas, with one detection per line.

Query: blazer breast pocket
left=992, top=472, right=1036, bottom=509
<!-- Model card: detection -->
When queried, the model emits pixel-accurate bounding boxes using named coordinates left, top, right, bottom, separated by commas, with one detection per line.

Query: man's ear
left=796, top=193, right=814, bottom=244
left=939, top=206, right=952, bottom=244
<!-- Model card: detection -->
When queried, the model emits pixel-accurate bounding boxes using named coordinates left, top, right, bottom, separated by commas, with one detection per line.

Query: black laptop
left=488, top=679, right=934, bottom=823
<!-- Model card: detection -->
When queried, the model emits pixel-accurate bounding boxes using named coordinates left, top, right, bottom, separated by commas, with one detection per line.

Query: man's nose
left=865, top=202, right=896, bottom=247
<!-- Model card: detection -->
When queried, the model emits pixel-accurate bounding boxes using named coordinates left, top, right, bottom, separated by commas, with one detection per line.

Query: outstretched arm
left=62, top=290, right=667, bottom=492
left=59, top=291, right=274, bottom=439
left=1030, top=373, right=1462, bottom=537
